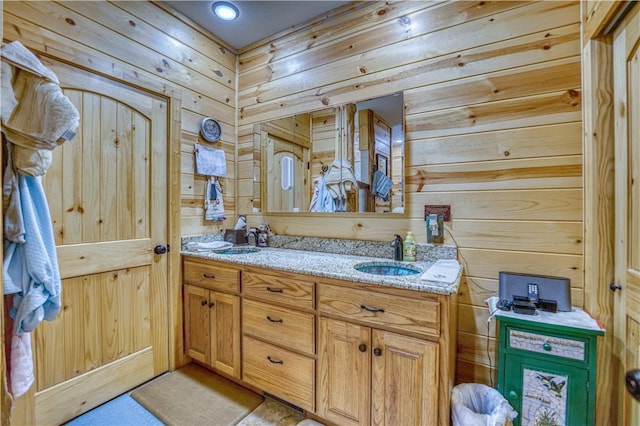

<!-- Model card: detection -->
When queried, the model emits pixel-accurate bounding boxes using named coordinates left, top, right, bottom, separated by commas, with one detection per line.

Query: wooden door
left=184, top=285, right=211, bottom=365
left=265, top=134, right=309, bottom=212
left=31, top=58, right=169, bottom=425
left=371, top=330, right=438, bottom=426
left=210, top=292, right=240, bottom=378
left=318, top=318, right=371, bottom=426
left=613, top=3, right=640, bottom=425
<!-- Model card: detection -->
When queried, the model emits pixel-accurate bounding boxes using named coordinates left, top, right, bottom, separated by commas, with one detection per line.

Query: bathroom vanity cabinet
left=183, top=258, right=241, bottom=379
left=181, top=254, right=458, bottom=425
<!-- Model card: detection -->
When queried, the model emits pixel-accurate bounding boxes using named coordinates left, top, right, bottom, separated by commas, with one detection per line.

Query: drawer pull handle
left=359, top=343, right=367, bottom=352
left=209, top=302, right=215, bottom=308
left=200, top=299, right=207, bottom=306
left=267, top=287, right=283, bottom=293
left=361, top=304, right=384, bottom=313
left=267, top=356, right=284, bottom=365
left=373, top=347, right=382, bottom=357
left=543, top=343, right=552, bottom=351
left=203, top=273, right=216, bottom=279
left=508, top=390, right=518, bottom=400
left=267, top=316, right=283, bottom=323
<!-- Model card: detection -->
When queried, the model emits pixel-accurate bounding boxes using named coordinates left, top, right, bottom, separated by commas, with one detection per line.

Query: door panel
left=317, top=318, right=371, bottom=426
left=184, top=284, right=211, bottom=364
left=31, top=58, right=169, bottom=425
left=210, top=291, right=240, bottom=378
left=371, top=330, right=438, bottom=426
left=613, top=3, right=640, bottom=424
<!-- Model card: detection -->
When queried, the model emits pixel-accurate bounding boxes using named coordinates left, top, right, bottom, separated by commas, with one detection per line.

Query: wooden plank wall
left=2, top=1, right=238, bottom=238
left=237, top=1, right=583, bottom=386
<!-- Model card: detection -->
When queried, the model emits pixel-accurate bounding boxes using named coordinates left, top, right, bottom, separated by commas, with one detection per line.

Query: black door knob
left=358, top=343, right=367, bottom=352
left=626, top=369, right=640, bottom=401
left=154, top=245, right=167, bottom=255
left=373, top=348, right=382, bottom=356
left=610, top=283, right=622, bottom=292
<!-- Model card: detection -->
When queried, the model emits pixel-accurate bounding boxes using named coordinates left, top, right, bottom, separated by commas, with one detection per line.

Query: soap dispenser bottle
left=403, top=231, right=417, bottom=262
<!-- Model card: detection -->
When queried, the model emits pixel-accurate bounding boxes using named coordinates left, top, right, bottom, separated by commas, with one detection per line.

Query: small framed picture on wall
left=376, top=153, right=388, bottom=176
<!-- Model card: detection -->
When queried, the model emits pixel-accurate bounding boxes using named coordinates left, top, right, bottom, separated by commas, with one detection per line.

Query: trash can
left=451, top=383, right=518, bottom=426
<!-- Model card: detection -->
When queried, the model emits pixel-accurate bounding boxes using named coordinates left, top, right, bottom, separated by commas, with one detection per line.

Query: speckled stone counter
left=181, top=234, right=461, bottom=295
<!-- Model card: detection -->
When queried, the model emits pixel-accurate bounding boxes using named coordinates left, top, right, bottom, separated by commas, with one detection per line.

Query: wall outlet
left=424, top=205, right=451, bottom=222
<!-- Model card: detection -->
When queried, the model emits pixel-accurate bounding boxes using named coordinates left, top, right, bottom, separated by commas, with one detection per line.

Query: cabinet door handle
left=359, top=343, right=367, bottom=352
left=373, top=347, right=382, bottom=356
left=542, top=342, right=552, bottom=351
left=267, top=287, right=283, bottom=293
left=267, top=315, right=283, bottom=323
left=200, top=299, right=207, bottom=306
left=267, top=356, right=284, bottom=364
left=361, top=304, right=384, bottom=313
left=508, top=390, right=518, bottom=400
left=203, top=273, right=216, bottom=279
left=209, top=302, right=215, bottom=308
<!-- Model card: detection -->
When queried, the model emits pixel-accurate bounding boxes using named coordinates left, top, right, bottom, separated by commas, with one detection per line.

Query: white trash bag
left=451, top=383, right=518, bottom=426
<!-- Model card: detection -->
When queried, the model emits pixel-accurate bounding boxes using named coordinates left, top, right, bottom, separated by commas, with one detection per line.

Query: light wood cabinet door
left=318, top=318, right=371, bottom=426
left=371, top=330, right=439, bottom=426
left=318, top=317, right=440, bottom=426
left=184, top=284, right=211, bottom=364
left=210, top=291, right=241, bottom=378
left=184, top=285, right=240, bottom=379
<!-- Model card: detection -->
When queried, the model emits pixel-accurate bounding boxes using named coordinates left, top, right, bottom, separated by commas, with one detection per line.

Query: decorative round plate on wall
left=200, top=117, right=222, bottom=142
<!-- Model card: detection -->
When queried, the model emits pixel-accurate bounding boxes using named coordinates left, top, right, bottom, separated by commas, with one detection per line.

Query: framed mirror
left=253, top=92, right=404, bottom=214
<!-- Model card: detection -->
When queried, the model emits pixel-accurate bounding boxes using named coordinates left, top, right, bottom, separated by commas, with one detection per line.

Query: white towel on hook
left=1, top=41, right=79, bottom=152
left=195, top=143, right=226, bottom=177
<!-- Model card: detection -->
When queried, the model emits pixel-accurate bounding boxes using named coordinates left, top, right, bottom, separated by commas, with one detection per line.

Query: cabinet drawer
left=243, top=299, right=315, bottom=355
left=508, top=328, right=587, bottom=361
left=318, top=284, right=440, bottom=337
left=243, top=271, right=314, bottom=310
left=242, top=336, right=315, bottom=411
left=183, top=259, right=239, bottom=293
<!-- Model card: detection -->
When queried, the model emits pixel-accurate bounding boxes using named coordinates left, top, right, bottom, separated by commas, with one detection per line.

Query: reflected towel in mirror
left=324, top=159, right=357, bottom=212
left=309, top=174, right=336, bottom=212
left=372, top=170, right=393, bottom=201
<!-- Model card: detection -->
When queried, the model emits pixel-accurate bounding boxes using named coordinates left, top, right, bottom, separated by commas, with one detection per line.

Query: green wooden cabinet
left=496, top=309, right=604, bottom=426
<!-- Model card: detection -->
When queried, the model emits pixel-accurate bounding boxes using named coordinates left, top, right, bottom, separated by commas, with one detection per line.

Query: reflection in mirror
left=256, top=92, right=404, bottom=214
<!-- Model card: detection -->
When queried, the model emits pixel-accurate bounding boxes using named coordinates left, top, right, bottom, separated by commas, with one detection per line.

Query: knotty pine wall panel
left=2, top=1, right=237, bottom=238
left=237, top=0, right=582, bottom=386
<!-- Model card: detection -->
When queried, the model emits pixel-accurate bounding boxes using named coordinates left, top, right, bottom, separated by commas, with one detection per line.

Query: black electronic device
left=512, top=297, right=536, bottom=315
left=499, top=272, right=571, bottom=312
left=536, top=298, right=558, bottom=313
left=527, top=283, right=539, bottom=303
left=496, top=299, right=513, bottom=311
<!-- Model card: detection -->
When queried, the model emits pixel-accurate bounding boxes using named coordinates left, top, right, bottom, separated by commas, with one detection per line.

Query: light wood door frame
left=582, top=2, right=638, bottom=424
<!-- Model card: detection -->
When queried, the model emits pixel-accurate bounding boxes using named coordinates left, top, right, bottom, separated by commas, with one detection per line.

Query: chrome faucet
left=390, top=234, right=403, bottom=261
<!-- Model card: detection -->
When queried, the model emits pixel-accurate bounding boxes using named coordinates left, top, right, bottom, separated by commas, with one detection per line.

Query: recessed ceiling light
left=212, top=2, right=239, bottom=21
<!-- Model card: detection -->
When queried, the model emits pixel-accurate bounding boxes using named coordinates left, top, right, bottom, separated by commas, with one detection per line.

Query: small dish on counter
left=185, top=241, right=233, bottom=252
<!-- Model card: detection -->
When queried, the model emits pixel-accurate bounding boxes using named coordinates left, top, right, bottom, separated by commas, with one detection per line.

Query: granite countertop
left=181, top=235, right=461, bottom=296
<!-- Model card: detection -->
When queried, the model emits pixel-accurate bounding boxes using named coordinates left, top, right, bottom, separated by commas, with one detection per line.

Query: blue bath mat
left=66, top=394, right=163, bottom=426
